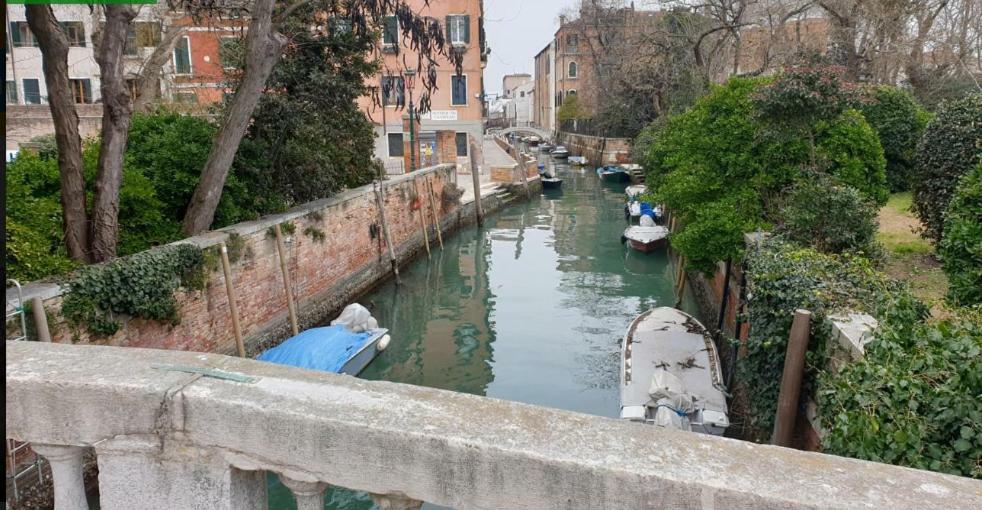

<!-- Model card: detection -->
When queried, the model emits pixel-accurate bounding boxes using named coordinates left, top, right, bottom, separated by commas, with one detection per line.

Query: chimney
left=559, top=15, right=567, bottom=26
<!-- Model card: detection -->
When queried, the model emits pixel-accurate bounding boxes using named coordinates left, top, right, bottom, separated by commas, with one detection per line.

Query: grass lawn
left=876, top=192, right=948, bottom=310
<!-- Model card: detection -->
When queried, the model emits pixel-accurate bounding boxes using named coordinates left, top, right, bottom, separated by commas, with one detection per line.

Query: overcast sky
left=482, top=0, right=580, bottom=96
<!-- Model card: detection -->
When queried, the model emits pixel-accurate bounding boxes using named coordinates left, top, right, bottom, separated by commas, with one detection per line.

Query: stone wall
left=556, top=132, right=632, bottom=165
left=5, top=105, right=103, bottom=149
left=11, top=165, right=528, bottom=358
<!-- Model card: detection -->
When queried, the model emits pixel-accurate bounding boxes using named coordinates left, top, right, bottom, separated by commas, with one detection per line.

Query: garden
left=636, top=65, right=981, bottom=478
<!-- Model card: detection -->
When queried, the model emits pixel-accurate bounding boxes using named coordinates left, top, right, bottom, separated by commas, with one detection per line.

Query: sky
left=482, top=0, right=580, bottom=96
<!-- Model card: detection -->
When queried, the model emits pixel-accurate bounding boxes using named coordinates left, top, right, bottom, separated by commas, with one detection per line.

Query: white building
left=504, top=81, right=533, bottom=127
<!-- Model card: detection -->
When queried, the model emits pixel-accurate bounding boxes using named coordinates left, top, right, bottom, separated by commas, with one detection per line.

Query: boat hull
left=340, top=329, right=389, bottom=375
left=628, top=238, right=665, bottom=253
left=599, top=171, right=629, bottom=182
left=542, top=178, right=563, bottom=189
left=552, top=153, right=570, bottom=159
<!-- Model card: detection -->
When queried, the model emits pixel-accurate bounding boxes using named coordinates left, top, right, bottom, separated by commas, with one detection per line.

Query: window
left=219, top=37, right=240, bottom=69
left=520, top=91, right=525, bottom=98
left=59, top=22, right=86, bottom=47
left=546, top=58, right=550, bottom=75
left=455, top=133, right=468, bottom=157
left=451, top=75, right=467, bottom=106
left=382, top=16, right=398, bottom=46
left=10, top=22, right=37, bottom=47
left=566, top=34, right=578, bottom=53
left=6, top=81, right=17, bottom=104
left=568, top=62, right=577, bottom=78
left=173, top=36, right=191, bottom=74
left=380, top=76, right=404, bottom=106
left=387, top=133, right=404, bottom=157
left=69, top=79, right=92, bottom=104
left=23, top=79, right=41, bottom=104
left=125, top=22, right=161, bottom=56
left=567, top=89, right=576, bottom=96
left=446, top=15, right=470, bottom=45
left=172, top=92, right=198, bottom=104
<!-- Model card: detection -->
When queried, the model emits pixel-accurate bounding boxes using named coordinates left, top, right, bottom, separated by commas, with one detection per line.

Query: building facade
left=358, top=0, right=488, bottom=174
left=501, top=73, right=530, bottom=98
left=532, top=41, right=555, bottom=132
left=504, top=80, right=533, bottom=127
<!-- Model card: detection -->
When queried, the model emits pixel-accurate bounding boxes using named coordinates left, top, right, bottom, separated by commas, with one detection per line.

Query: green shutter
left=462, top=15, right=470, bottom=44
left=445, top=16, right=452, bottom=42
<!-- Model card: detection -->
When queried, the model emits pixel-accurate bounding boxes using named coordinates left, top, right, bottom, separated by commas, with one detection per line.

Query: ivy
left=61, top=244, right=206, bottom=337
left=820, top=304, right=981, bottom=478
left=738, top=238, right=912, bottom=440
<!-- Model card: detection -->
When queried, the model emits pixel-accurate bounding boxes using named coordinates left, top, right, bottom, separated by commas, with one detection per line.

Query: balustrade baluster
left=371, top=493, right=424, bottom=510
left=31, top=444, right=88, bottom=510
left=279, top=475, right=327, bottom=510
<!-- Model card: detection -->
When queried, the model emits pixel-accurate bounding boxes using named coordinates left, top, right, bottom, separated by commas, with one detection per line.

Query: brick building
left=358, top=0, right=489, bottom=174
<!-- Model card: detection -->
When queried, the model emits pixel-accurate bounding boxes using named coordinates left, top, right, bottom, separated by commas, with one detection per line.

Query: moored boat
left=551, top=146, right=570, bottom=159
left=596, top=165, right=630, bottom=182
left=542, top=177, right=563, bottom=189
left=539, top=142, right=555, bottom=152
left=621, top=224, right=669, bottom=253
left=620, top=307, right=729, bottom=435
left=569, top=156, right=588, bottom=166
left=625, top=184, right=647, bottom=200
left=257, top=304, right=390, bottom=376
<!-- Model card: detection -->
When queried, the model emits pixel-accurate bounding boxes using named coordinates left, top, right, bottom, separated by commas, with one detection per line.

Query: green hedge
left=912, top=94, right=982, bottom=242
left=939, top=163, right=982, bottom=306
left=858, top=86, right=929, bottom=192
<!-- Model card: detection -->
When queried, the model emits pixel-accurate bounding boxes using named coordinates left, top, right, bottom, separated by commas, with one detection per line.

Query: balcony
left=6, top=341, right=980, bottom=510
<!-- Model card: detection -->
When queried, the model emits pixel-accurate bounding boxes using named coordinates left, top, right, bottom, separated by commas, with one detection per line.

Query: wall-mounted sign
left=419, top=110, right=458, bottom=121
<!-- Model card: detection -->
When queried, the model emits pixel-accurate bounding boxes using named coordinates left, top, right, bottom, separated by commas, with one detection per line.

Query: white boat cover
left=625, top=184, right=647, bottom=198
left=624, top=225, right=667, bottom=242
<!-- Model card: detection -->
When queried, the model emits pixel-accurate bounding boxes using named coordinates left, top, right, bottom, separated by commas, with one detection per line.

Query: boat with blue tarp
left=257, top=304, right=390, bottom=376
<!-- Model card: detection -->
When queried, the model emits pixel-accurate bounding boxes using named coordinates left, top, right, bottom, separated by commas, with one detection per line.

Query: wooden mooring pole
left=414, top=179, right=431, bottom=259
left=674, top=256, right=687, bottom=308
left=219, top=242, right=246, bottom=357
left=274, top=223, right=300, bottom=336
left=425, top=175, right=444, bottom=249
left=30, top=297, right=52, bottom=343
left=468, top=138, right=484, bottom=226
left=374, top=183, right=402, bottom=285
left=772, top=309, right=812, bottom=447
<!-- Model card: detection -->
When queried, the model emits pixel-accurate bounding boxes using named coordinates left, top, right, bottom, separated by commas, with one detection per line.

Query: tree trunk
left=181, top=0, right=286, bottom=235
left=89, top=5, right=138, bottom=262
left=133, top=23, right=188, bottom=113
left=25, top=6, right=91, bottom=263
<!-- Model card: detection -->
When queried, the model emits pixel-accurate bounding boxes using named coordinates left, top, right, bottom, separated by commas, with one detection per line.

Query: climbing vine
left=61, top=244, right=206, bottom=337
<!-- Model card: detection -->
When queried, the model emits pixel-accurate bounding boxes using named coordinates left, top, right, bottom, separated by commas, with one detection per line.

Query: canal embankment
left=6, top=164, right=541, bottom=358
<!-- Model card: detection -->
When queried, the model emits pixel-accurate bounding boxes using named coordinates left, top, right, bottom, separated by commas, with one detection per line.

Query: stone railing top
left=7, top=341, right=981, bottom=510
left=4, top=164, right=455, bottom=305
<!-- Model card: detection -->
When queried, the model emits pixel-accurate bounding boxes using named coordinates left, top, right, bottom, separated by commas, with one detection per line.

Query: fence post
left=772, top=309, right=812, bottom=447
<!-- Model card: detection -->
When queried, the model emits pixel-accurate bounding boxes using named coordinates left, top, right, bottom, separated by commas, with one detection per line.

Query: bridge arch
left=497, top=126, right=552, bottom=141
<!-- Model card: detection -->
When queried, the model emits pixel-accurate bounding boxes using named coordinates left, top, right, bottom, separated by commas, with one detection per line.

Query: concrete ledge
left=8, top=342, right=981, bottom=510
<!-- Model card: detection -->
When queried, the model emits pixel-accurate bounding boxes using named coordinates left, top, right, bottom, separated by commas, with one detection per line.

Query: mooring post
left=219, top=242, right=246, bottom=357
left=30, top=297, right=52, bottom=343
left=274, top=223, right=300, bottom=336
left=772, top=308, right=812, bottom=447
left=674, top=256, right=687, bottom=308
left=426, top=175, right=444, bottom=249
left=374, top=183, right=402, bottom=285
left=414, top=178, right=431, bottom=259
left=511, top=145, right=531, bottom=199
left=468, top=138, right=484, bottom=226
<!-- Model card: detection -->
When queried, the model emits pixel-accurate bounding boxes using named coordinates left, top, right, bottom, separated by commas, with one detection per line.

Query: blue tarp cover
left=640, top=202, right=656, bottom=219
left=257, top=325, right=373, bottom=373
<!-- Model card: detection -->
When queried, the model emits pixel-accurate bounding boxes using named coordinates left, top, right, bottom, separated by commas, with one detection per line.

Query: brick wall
left=25, top=165, right=465, bottom=356
left=556, top=132, right=631, bottom=166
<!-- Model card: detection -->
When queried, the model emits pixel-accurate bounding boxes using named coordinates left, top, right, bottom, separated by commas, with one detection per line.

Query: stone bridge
left=6, top=341, right=981, bottom=510
left=497, top=126, right=552, bottom=141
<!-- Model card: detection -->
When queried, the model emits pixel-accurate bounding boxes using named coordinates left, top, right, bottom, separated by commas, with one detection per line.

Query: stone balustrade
left=7, top=341, right=981, bottom=510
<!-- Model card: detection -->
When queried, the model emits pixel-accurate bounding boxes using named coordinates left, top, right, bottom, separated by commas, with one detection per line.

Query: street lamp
left=404, top=68, right=417, bottom=173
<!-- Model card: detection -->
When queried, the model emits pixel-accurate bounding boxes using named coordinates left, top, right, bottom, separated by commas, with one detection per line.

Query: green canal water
left=267, top=157, right=694, bottom=509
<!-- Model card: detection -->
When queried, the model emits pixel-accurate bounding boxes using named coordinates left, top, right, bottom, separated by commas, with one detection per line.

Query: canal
left=268, top=155, right=695, bottom=509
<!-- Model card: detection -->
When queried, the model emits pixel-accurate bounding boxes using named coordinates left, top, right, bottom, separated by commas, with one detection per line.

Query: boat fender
left=377, top=334, right=391, bottom=351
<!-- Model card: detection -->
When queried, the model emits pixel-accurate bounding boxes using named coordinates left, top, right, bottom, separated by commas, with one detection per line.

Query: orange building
left=357, top=0, right=488, bottom=174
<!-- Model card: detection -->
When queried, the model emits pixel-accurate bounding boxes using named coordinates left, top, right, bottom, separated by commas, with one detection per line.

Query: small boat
left=625, top=184, right=647, bottom=200
left=596, top=165, right=630, bottom=182
left=257, top=304, right=390, bottom=376
left=568, top=156, right=588, bottom=166
left=622, top=163, right=645, bottom=183
left=621, top=224, right=668, bottom=253
left=625, top=201, right=662, bottom=224
left=620, top=307, right=729, bottom=435
left=541, top=177, right=563, bottom=189
left=539, top=142, right=555, bottom=152
left=527, top=136, right=541, bottom=146
left=551, top=146, right=570, bottom=159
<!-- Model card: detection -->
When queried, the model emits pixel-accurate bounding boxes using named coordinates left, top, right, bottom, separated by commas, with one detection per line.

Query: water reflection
left=268, top=155, right=693, bottom=510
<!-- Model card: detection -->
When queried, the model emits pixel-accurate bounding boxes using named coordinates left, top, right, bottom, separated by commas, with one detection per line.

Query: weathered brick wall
left=556, top=132, right=631, bottom=166
left=29, top=165, right=464, bottom=356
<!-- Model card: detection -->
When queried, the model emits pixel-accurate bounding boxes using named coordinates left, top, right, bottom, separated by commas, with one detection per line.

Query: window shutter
left=463, top=15, right=470, bottom=44
left=82, top=79, right=92, bottom=103
left=11, top=23, right=22, bottom=46
left=445, top=16, right=452, bottom=41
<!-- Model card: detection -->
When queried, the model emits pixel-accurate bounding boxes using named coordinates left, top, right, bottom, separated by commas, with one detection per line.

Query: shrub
left=740, top=238, right=913, bottom=439
left=912, top=94, right=982, bottom=242
left=938, top=163, right=982, bottom=306
left=821, top=304, right=981, bottom=478
left=776, top=177, right=881, bottom=256
left=814, top=109, right=889, bottom=205
left=857, top=86, right=929, bottom=192
left=557, top=93, right=586, bottom=123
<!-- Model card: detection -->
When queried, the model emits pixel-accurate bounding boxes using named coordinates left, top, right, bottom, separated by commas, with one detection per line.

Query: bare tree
left=24, top=5, right=90, bottom=262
